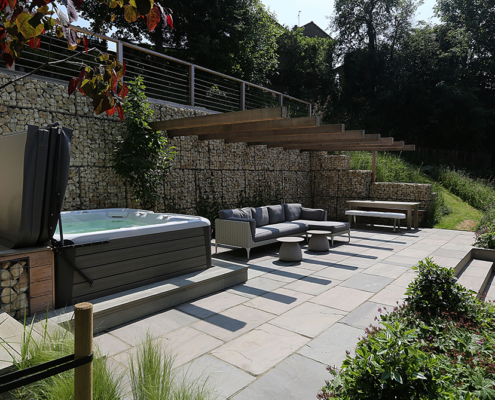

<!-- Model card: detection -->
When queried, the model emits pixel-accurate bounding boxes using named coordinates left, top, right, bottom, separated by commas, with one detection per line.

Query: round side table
left=277, top=237, right=304, bottom=262
left=307, top=230, right=330, bottom=252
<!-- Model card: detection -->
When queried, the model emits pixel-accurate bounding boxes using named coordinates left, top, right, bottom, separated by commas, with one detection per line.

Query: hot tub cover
left=0, top=123, right=72, bottom=248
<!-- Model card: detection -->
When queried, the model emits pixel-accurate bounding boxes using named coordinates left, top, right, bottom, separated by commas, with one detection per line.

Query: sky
left=260, top=0, right=438, bottom=33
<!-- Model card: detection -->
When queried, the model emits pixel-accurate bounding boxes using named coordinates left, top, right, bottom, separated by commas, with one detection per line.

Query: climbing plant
left=112, top=76, right=176, bottom=209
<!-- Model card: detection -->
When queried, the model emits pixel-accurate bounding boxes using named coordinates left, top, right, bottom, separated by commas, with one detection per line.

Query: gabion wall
left=0, top=73, right=434, bottom=222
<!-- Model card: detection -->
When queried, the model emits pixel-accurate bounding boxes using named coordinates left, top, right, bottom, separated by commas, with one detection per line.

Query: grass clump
left=318, top=258, right=495, bottom=399
left=129, top=333, right=212, bottom=400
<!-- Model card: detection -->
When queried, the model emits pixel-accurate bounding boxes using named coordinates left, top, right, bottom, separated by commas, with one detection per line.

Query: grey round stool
left=307, top=230, right=330, bottom=252
left=277, top=237, right=304, bottom=262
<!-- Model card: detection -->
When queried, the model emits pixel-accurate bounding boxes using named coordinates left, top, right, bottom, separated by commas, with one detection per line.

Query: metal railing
left=2, top=26, right=312, bottom=117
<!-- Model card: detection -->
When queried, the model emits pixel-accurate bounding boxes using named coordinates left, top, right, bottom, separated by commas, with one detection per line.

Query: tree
left=271, top=27, right=336, bottom=102
left=81, top=0, right=281, bottom=85
left=0, top=0, right=171, bottom=120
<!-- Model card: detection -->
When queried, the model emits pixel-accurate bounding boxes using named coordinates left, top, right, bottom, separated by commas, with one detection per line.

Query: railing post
left=190, top=65, right=195, bottom=107
left=279, top=94, right=283, bottom=107
left=74, top=302, right=93, bottom=400
left=240, top=82, right=245, bottom=111
left=308, top=103, right=312, bottom=116
left=116, top=41, right=124, bottom=82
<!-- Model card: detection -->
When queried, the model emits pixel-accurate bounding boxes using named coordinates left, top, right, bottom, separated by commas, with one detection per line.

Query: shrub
left=318, top=321, right=452, bottom=399
left=474, top=221, right=495, bottom=249
left=405, top=258, right=479, bottom=321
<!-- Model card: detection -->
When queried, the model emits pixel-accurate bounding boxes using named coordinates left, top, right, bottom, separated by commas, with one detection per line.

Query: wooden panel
left=149, top=107, right=287, bottom=132
left=75, top=236, right=206, bottom=269
left=72, top=246, right=207, bottom=284
left=74, top=227, right=205, bottom=256
left=28, top=251, right=53, bottom=267
left=167, top=116, right=321, bottom=138
left=31, top=279, right=53, bottom=297
left=31, top=294, right=53, bottom=313
left=30, top=265, right=52, bottom=282
left=72, top=256, right=208, bottom=301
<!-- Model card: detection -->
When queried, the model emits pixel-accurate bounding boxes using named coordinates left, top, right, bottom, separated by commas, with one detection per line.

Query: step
left=456, top=258, right=494, bottom=298
left=44, top=260, right=248, bottom=334
left=484, top=273, right=495, bottom=302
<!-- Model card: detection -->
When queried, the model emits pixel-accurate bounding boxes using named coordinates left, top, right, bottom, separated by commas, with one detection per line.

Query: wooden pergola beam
left=166, top=116, right=322, bottom=138
left=149, top=106, right=288, bottom=131
left=274, top=137, right=395, bottom=149
left=198, top=124, right=347, bottom=141
left=296, top=143, right=416, bottom=152
left=231, top=131, right=371, bottom=145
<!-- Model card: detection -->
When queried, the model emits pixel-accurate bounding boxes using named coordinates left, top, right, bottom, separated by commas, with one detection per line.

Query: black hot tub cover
left=0, top=123, right=73, bottom=248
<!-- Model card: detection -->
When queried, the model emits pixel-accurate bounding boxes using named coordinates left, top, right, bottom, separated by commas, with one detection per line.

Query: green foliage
left=129, top=333, right=211, bottom=400
left=474, top=221, right=495, bottom=250
left=112, top=76, right=176, bottom=209
left=405, top=257, right=479, bottom=320
left=270, top=27, right=336, bottom=102
left=319, top=322, right=452, bottom=399
left=439, top=167, right=495, bottom=211
left=319, top=259, right=495, bottom=400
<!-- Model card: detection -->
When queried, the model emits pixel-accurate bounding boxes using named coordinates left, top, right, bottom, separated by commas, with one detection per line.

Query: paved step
left=46, top=261, right=248, bottom=334
left=484, top=273, right=495, bottom=302
left=456, top=258, right=494, bottom=298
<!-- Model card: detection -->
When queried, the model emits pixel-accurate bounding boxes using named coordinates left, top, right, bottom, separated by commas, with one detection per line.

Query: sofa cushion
left=300, top=207, right=325, bottom=221
left=218, top=207, right=252, bottom=220
left=295, top=220, right=350, bottom=233
left=268, top=205, right=285, bottom=224
left=253, top=222, right=306, bottom=242
left=227, top=217, right=256, bottom=236
left=283, top=203, right=302, bottom=221
left=252, top=206, right=270, bottom=227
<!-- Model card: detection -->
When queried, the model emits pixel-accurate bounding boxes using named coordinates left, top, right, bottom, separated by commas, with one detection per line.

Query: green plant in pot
left=112, top=76, right=176, bottom=210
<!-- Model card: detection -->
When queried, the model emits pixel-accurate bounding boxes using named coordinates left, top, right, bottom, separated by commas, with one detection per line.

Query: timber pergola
left=149, top=106, right=415, bottom=182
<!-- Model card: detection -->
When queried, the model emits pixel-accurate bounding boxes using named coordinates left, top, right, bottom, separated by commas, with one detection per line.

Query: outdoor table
left=346, top=200, right=421, bottom=230
left=277, top=237, right=304, bottom=262
left=307, top=230, right=330, bottom=252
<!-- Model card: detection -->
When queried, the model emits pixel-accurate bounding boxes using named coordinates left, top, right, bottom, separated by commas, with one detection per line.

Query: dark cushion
left=227, top=217, right=256, bottom=236
left=253, top=222, right=307, bottom=242
left=295, top=220, right=350, bottom=233
left=283, top=203, right=302, bottom=221
left=218, top=207, right=252, bottom=220
left=300, top=207, right=325, bottom=221
left=268, top=205, right=285, bottom=224
left=251, top=207, right=270, bottom=227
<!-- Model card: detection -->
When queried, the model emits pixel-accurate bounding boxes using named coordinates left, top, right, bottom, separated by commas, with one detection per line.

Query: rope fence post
left=74, top=302, right=93, bottom=400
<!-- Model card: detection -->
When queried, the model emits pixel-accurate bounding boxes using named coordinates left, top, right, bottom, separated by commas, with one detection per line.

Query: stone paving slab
left=175, top=355, right=256, bottom=400
left=364, top=262, right=409, bottom=279
left=244, top=287, right=314, bottom=315
left=226, top=276, right=286, bottom=299
left=191, top=304, right=274, bottom=341
left=298, top=322, right=363, bottom=367
left=339, top=301, right=388, bottom=330
left=312, top=264, right=360, bottom=280
left=340, top=273, right=394, bottom=293
left=176, top=291, right=248, bottom=319
left=310, top=286, right=373, bottom=312
left=283, top=275, right=341, bottom=295
left=231, top=354, right=328, bottom=400
left=269, top=302, right=345, bottom=338
left=211, top=324, right=310, bottom=375
left=370, top=284, right=407, bottom=307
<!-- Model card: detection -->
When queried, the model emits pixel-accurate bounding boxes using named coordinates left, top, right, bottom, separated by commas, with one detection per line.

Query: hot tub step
left=45, top=260, right=247, bottom=334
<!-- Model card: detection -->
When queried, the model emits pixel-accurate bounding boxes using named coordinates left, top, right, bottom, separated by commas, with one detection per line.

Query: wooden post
left=372, top=151, right=376, bottom=183
left=74, top=302, right=93, bottom=400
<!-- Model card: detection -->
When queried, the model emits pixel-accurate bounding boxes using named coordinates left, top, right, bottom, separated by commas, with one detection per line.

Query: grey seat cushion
left=283, top=203, right=302, bottom=221
left=219, top=207, right=252, bottom=219
left=295, top=220, right=350, bottom=233
left=300, top=207, right=325, bottom=221
left=252, top=206, right=270, bottom=227
left=267, top=205, right=286, bottom=224
left=253, top=222, right=307, bottom=242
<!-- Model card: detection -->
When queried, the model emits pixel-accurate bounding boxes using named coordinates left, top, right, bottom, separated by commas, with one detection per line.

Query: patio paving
left=94, top=226, right=475, bottom=399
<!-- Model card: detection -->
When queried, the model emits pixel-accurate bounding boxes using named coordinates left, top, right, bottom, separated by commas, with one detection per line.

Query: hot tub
left=53, top=209, right=212, bottom=308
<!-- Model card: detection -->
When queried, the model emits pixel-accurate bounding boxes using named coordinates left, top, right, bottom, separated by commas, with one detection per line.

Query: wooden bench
left=345, top=210, right=406, bottom=232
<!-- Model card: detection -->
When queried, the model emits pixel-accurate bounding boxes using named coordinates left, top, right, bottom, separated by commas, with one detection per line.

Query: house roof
left=301, top=21, right=331, bottom=39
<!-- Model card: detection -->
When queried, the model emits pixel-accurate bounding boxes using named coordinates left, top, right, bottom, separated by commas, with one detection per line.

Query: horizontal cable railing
left=1, top=25, right=312, bottom=116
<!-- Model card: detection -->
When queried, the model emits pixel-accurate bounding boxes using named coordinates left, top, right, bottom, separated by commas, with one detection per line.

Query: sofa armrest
left=226, top=217, right=256, bottom=236
left=301, top=207, right=327, bottom=221
left=215, top=218, right=256, bottom=249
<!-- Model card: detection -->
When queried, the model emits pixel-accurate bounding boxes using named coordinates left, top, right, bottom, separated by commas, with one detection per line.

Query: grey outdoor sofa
left=215, top=203, right=351, bottom=259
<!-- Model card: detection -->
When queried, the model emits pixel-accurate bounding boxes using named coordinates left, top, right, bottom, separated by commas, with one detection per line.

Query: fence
left=2, top=26, right=312, bottom=117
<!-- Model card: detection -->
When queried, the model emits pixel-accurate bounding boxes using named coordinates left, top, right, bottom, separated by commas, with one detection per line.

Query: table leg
left=406, top=208, right=412, bottom=230
left=414, top=206, right=419, bottom=229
